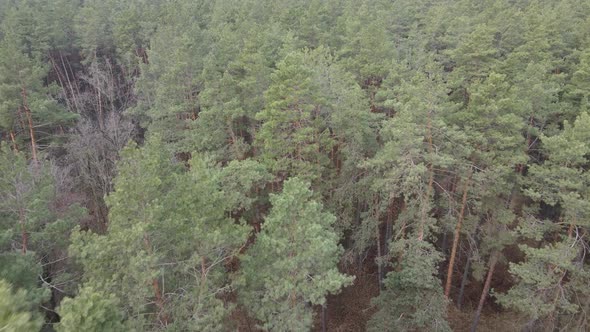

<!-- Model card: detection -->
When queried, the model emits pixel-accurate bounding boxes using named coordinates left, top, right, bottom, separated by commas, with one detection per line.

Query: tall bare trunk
left=374, top=195, right=383, bottom=292
left=9, top=131, right=19, bottom=152
left=321, top=304, right=327, bottom=332
left=376, top=214, right=383, bottom=292
left=21, top=87, right=37, bottom=162
left=568, top=221, right=575, bottom=238
left=19, top=206, right=27, bottom=254
left=470, top=251, right=499, bottom=332
left=49, top=55, right=72, bottom=111
left=97, top=87, right=104, bottom=130
left=457, top=250, right=472, bottom=310
left=445, top=170, right=472, bottom=298
left=150, top=278, right=167, bottom=325
left=64, top=54, right=83, bottom=103
left=418, top=170, right=434, bottom=241
left=384, top=201, right=393, bottom=258
left=24, top=107, right=37, bottom=162
left=59, top=52, right=79, bottom=112
left=419, top=110, right=435, bottom=240
left=143, top=233, right=169, bottom=326
left=198, top=256, right=208, bottom=301
left=354, top=200, right=364, bottom=272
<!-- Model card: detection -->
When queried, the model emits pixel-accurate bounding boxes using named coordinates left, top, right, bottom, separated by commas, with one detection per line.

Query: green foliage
left=0, top=35, right=76, bottom=149
left=2, top=0, right=590, bottom=330
left=0, top=279, right=43, bottom=332
left=75, top=0, right=160, bottom=63
left=498, top=112, right=590, bottom=330
left=238, top=177, right=353, bottom=331
left=69, top=136, right=178, bottom=326
left=195, top=6, right=293, bottom=162
left=368, top=239, right=450, bottom=332
left=0, top=253, right=48, bottom=310
left=337, top=0, right=392, bottom=85
left=496, top=240, right=590, bottom=331
left=0, top=147, right=80, bottom=315
left=71, top=135, right=249, bottom=330
left=367, top=59, right=456, bottom=239
left=131, top=0, right=212, bottom=151
left=526, top=112, right=590, bottom=218
left=57, top=286, right=127, bottom=332
left=255, top=49, right=335, bottom=183
left=219, top=159, right=272, bottom=212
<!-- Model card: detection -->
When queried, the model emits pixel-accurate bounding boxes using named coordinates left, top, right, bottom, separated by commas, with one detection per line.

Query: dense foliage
left=1, top=0, right=590, bottom=331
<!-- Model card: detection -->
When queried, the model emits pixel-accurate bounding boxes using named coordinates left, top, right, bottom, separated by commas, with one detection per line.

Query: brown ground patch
left=313, top=272, right=380, bottom=331
left=448, top=305, right=526, bottom=332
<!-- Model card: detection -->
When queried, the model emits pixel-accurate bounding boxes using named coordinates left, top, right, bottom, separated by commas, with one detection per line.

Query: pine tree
left=337, top=0, right=392, bottom=90
left=497, top=112, right=590, bottom=331
left=320, top=53, right=381, bottom=240
left=369, top=59, right=455, bottom=241
left=255, top=49, right=335, bottom=184
left=0, top=35, right=76, bottom=160
left=69, top=136, right=181, bottom=328
left=238, top=177, right=353, bottom=331
left=75, top=0, right=159, bottom=63
left=567, top=48, right=590, bottom=112
left=196, top=17, right=290, bottom=162
left=162, top=154, right=249, bottom=331
left=368, top=239, right=450, bottom=332
left=0, top=279, right=43, bottom=332
left=70, top=135, right=249, bottom=330
left=0, top=146, right=82, bottom=319
left=365, top=60, right=453, bottom=330
left=57, top=286, right=127, bottom=332
left=132, top=0, right=212, bottom=152
left=442, top=73, right=525, bottom=302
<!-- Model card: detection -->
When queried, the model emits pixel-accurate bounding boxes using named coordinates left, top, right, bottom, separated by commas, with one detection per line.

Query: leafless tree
left=62, top=111, right=134, bottom=232
left=49, top=56, right=139, bottom=232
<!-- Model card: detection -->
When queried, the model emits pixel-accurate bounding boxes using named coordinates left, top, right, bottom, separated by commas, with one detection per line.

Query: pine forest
left=1, top=0, right=590, bottom=331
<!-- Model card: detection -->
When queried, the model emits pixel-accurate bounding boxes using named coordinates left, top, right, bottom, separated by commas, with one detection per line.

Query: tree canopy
left=1, top=0, right=590, bottom=330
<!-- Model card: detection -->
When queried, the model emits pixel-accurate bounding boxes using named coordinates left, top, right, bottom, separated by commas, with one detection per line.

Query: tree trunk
left=384, top=201, right=393, bottom=258
left=64, top=53, right=83, bottom=105
left=418, top=171, right=434, bottom=241
left=457, top=250, right=472, bottom=310
left=143, top=233, right=169, bottom=326
left=24, top=107, right=37, bottom=162
left=419, top=110, right=435, bottom=240
left=59, top=51, right=80, bottom=113
left=21, top=87, right=37, bottom=162
left=445, top=170, right=472, bottom=298
left=49, top=54, right=75, bottom=113
left=19, top=206, right=27, bottom=254
left=374, top=195, right=383, bottom=292
left=568, top=222, right=575, bottom=238
left=576, top=296, right=590, bottom=330
left=151, top=278, right=168, bottom=325
left=199, top=256, right=208, bottom=298
left=9, top=131, right=19, bottom=152
left=470, top=251, right=499, bottom=332
left=376, top=218, right=383, bottom=292
left=321, top=304, right=327, bottom=332
left=97, top=86, right=104, bottom=130
left=354, top=200, right=363, bottom=273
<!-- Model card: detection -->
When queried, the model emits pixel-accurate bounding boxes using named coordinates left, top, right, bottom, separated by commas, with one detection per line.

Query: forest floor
left=231, top=255, right=523, bottom=331
left=316, top=272, right=380, bottom=331
left=447, top=306, right=524, bottom=332
left=312, top=268, right=525, bottom=332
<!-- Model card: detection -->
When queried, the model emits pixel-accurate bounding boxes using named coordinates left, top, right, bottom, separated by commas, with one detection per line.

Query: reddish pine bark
left=445, top=170, right=472, bottom=298
left=470, top=251, right=499, bottom=332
